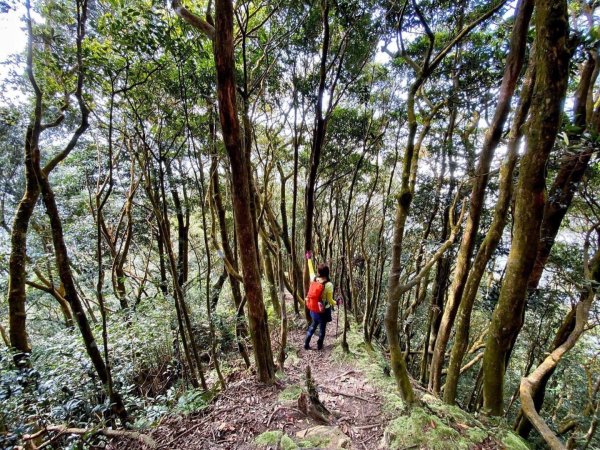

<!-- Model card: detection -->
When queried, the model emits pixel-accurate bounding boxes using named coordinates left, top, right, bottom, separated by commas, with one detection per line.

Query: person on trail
left=304, top=251, right=335, bottom=350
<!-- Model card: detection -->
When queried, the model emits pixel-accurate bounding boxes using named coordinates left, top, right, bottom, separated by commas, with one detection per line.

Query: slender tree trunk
left=304, top=0, right=330, bottom=294
left=443, top=54, right=535, bottom=404
left=262, top=237, right=281, bottom=316
left=210, top=154, right=251, bottom=368
left=8, top=145, right=38, bottom=357
left=385, top=81, right=420, bottom=406
left=156, top=224, right=169, bottom=295
left=195, top=146, right=226, bottom=390
left=213, top=0, right=275, bottom=382
left=482, top=0, right=570, bottom=415
left=111, top=160, right=137, bottom=310
left=520, top=245, right=600, bottom=449
left=366, top=140, right=399, bottom=346
left=291, top=83, right=302, bottom=314
left=0, top=323, right=9, bottom=347
left=429, top=0, right=534, bottom=394
left=277, top=251, right=288, bottom=372
left=165, top=161, right=189, bottom=287
left=34, top=111, right=129, bottom=426
left=515, top=307, right=579, bottom=436
left=145, top=159, right=207, bottom=390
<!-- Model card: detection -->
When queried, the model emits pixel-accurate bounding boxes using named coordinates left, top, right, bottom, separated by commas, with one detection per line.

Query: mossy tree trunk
left=262, top=237, right=281, bottom=317
left=429, top=0, right=534, bottom=395
left=481, top=0, right=570, bottom=415
left=520, top=242, right=600, bottom=449
left=385, top=0, right=504, bottom=405
left=527, top=49, right=600, bottom=292
left=514, top=48, right=599, bottom=437
left=443, top=50, right=536, bottom=405
left=7, top=142, right=38, bottom=358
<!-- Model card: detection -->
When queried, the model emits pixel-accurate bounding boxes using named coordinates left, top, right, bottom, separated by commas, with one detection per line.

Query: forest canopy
left=0, top=0, right=599, bottom=449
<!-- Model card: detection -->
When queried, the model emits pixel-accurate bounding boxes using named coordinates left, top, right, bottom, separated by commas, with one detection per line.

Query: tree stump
left=298, top=364, right=330, bottom=424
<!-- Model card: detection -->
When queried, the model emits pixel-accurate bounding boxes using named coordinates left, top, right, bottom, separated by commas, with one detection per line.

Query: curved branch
left=172, top=0, right=215, bottom=39
left=520, top=239, right=600, bottom=449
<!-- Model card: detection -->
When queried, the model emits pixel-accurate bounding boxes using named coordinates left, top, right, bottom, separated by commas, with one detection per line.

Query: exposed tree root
left=23, top=425, right=157, bottom=449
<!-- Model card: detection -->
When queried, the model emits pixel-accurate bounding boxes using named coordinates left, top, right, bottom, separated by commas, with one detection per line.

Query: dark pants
left=305, top=311, right=327, bottom=349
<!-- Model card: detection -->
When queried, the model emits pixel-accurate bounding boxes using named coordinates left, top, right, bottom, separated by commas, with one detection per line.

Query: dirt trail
left=111, top=320, right=388, bottom=449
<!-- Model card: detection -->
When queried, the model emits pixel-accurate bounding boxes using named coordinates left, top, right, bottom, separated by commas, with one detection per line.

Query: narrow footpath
left=111, top=317, right=388, bottom=449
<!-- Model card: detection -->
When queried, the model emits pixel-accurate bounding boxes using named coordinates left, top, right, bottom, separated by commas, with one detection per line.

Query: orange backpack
left=306, top=280, right=326, bottom=313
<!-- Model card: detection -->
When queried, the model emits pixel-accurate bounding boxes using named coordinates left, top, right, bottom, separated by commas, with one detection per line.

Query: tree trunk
left=35, top=134, right=129, bottom=425
left=8, top=147, right=38, bottom=357
left=213, top=0, right=275, bottom=382
left=527, top=50, right=599, bottom=291
left=443, top=51, right=536, bottom=404
left=304, top=0, right=330, bottom=295
left=515, top=306, right=577, bottom=436
left=513, top=57, right=600, bottom=426
left=165, top=161, right=189, bottom=287
left=210, top=154, right=251, bottom=368
left=520, top=245, right=600, bottom=449
left=277, top=251, right=288, bottom=372
left=481, top=0, right=570, bottom=415
left=0, top=323, right=9, bottom=347
left=262, top=237, right=281, bottom=317
left=429, top=0, right=534, bottom=394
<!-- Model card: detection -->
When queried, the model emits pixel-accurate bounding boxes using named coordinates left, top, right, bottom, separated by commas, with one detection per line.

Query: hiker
left=304, top=251, right=335, bottom=350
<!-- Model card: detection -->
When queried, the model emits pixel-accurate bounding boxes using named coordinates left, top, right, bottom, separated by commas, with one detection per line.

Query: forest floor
left=109, top=306, right=531, bottom=450
left=111, top=318, right=388, bottom=449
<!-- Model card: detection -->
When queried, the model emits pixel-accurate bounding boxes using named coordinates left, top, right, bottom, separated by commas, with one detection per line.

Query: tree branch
left=172, top=0, right=215, bottom=40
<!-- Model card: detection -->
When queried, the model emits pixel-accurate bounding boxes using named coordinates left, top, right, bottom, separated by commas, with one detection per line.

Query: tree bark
left=385, top=0, right=504, bottom=404
left=429, top=0, right=534, bottom=394
left=262, top=237, right=281, bottom=317
left=443, top=51, right=536, bottom=404
left=213, top=0, right=275, bottom=382
left=210, top=154, right=251, bottom=368
left=520, top=242, right=600, bottom=449
left=304, top=0, right=331, bottom=296
left=481, top=0, right=570, bottom=415
left=33, top=82, right=127, bottom=431
left=173, top=0, right=274, bottom=382
left=8, top=139, right=39, bottom=356
left=528, top=49, right=599, bottom=291
left=513, top=49, right=600, bottom=437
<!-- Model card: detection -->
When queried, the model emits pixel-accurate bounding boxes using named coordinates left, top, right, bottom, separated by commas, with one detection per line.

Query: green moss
left=385, top=407, right=470, bottom=450
left=255, top=431, right=296, bottom=450
left=278, top=384, right=303, bottom=402
left=499, top=431, right=531, bottom=450
left=280, top=435, right=297, bottom=450
left=422, top=394, right=485, bottom=429
left=331, top=328, right=528, bottom=450
left=466, top=427, right=488, bottom=444
left=255, top=430, right=282, bottom=445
